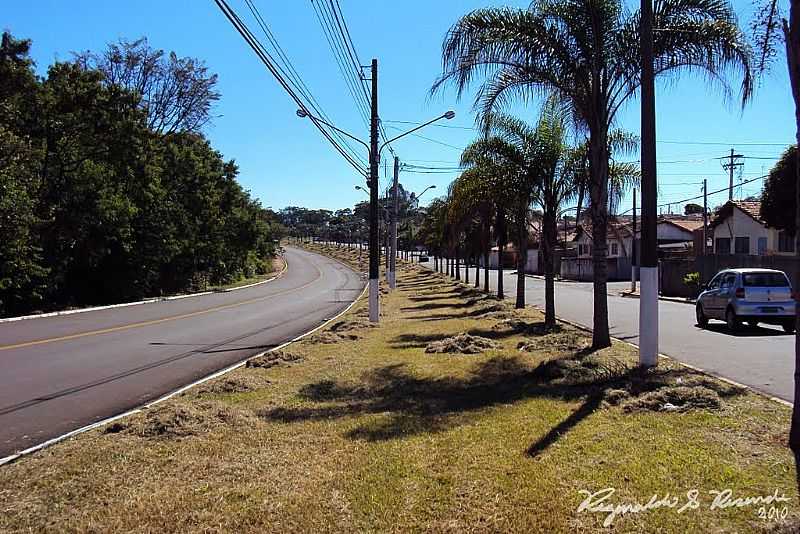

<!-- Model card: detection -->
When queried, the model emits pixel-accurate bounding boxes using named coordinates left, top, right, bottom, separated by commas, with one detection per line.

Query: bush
left=683, top=272, right=701, bottom=297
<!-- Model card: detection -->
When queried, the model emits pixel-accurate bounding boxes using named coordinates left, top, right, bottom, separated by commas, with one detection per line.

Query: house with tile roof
left=708, top=200, right=795, bottom=256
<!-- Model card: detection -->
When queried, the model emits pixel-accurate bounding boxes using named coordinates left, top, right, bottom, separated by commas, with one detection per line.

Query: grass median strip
left=0, top=244, right=797, bottom=533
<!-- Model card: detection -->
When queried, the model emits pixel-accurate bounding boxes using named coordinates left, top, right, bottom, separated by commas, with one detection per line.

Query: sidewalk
left=619, top=288, right=696, bottom=305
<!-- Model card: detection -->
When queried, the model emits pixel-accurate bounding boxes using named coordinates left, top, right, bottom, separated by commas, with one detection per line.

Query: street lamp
left=297, top=106, right=454, bottom=323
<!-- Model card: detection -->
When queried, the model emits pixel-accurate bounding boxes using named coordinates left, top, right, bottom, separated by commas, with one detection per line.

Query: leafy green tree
left=74, top=37, right=221, bottom=135
left=434, top=0, right=752, bottom=348
left=761, top=145, right=798, bottom=233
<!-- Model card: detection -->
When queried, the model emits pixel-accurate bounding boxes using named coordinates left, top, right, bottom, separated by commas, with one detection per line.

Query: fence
left=560, top=257, right=632, bottom=281
left=659, top=255, right=800, bottom=298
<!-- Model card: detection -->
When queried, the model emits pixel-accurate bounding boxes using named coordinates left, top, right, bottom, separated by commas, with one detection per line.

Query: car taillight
left=735, top=288, right=745, bottom=299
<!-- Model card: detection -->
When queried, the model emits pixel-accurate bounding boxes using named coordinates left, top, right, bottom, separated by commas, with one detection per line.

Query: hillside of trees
left=0, top=33, right=282, bottom=317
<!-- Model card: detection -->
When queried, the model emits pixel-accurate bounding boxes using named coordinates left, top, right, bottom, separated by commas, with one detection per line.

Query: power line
left=310, top=0, right=371, bottom=128
left=243, top=0, right=366, bottom=167
left=656, top=174, right=767, bottom=209
left=214, top=0, right=366, bottom=175
left=385, top=125, right=465, bottom=150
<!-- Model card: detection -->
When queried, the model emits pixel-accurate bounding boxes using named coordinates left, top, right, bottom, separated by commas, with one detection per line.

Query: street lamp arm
left=297, top=109, right=369, bottom=151
left=378, top=111, right=455, bottom=155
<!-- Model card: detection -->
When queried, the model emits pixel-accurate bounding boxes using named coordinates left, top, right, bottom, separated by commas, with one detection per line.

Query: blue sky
left=4, top=0, right=795, bottom=215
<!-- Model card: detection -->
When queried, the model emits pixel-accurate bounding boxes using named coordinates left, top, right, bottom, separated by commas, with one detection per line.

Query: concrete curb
left=619, top=291, right=696, bottom=306
left=0, top=253, right=363, bottom=467
left=0, top=256, right=289, bottom=324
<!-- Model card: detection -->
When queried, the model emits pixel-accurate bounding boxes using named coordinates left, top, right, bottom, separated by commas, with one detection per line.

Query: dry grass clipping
left=425, top=333, right=499, bottom=354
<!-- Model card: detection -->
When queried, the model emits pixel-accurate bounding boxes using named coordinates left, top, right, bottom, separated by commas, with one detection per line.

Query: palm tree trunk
left=515, top=208, right=527, bottom=309
left=483, top=219, right=490, bottom=292
left=496, top=206, right=505, bottom=300
left=784, top=0, right=800, bottom=491
left=589, top=124, right=612, bottom=349
left=455, top=245, right=461, bottom=280
left=542, top=209, right=556, bottom=327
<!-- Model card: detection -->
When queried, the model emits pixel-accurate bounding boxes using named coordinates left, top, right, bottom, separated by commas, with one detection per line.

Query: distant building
left=573, top=222, right=634, bottom=259
left=708, top=200, right=795, bottom=256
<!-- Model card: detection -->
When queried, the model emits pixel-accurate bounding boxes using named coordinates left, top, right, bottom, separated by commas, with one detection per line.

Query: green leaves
left=0, top=32, right=275, bottom=316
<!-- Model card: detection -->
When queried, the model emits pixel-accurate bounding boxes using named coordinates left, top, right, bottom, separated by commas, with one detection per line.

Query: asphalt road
left=0, top=246, right=364, bottom=458
left=426, top=258, right=794, bottom=403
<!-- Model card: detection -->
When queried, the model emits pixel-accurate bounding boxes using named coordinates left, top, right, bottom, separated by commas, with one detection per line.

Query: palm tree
left=461, top=135, right=526, bottom=302
left=529, top=98, right=577, bottom=327
left=433, top=0, right=752, bottom=349
left=448, top=168, right=494, bottom=291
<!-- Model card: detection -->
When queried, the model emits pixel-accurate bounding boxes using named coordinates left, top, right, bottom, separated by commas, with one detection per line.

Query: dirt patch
left=107, top=401, right=255, bottom=439
left=246, top=349, right=304, bottom=369
left=622, top=385, right=721, bottom=413
left=425, top=333, right=499, bottom=354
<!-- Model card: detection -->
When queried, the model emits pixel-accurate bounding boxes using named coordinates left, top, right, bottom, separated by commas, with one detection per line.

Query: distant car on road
left=696, top=268, right=796, bottom=333
left=418, top=255, right=429, bottom=263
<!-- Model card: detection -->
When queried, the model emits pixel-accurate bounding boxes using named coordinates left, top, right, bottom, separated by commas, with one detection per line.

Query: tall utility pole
left=388, top=156, right=400, bottom=290
left=639, top=0, right=659, bottom=367
left=723, top=148, right=744, bottom=200
left=702, top=179, right=708, bottom=255
left=631, top=189, right=638, bottom=293
left=368, top=58, right=380, bottom=323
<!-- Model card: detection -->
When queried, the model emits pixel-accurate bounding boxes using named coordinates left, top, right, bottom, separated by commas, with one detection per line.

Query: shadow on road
left=695, top=323, right=791, bottom=338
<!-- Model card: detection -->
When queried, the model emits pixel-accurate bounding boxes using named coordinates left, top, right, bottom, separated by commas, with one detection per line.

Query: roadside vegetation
left=1, top=244, right=795, bottom=532
left=0, top=33, right=284, bottom=318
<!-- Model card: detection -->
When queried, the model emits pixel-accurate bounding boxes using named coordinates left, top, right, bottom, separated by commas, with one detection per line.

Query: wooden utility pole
left=389, top=156, right=399, bottom=289
left=368, top=59, right=380, bottom=322
left=702, top=179, right=708, bottom=256
left=723, top=148, right=744, bottom=200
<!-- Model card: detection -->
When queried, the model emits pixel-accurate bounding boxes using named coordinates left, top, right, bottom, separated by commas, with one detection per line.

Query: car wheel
left=726, top=308, right=740, bottom=333
left=696, top=303, right=708, bottom=328
left=783, top=321, right=796, bottom=334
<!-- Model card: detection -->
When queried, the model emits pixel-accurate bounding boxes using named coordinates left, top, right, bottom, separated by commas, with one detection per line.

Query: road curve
left=0, top=246, right=364, bottom=457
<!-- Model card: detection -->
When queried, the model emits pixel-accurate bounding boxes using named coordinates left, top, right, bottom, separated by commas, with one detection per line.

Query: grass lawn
left=0, top=243, right=797, bottom=533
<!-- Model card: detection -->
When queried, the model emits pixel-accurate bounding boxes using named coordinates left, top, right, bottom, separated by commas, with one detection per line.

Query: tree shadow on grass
left=466, top=321, right=564, bottom=341
left=258, top=352, right=745, bottom=455
left=399, top=301, right=474, bottom=312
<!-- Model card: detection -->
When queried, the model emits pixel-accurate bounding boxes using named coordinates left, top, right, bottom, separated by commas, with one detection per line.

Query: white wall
left=713, top=207, right=769, bottom=255
left=657, top=222, right=693, bottom=242
left=576, top=233, right=630, bottom=258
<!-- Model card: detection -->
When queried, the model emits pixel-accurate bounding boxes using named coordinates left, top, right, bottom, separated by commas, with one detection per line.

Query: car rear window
left=742, top=273, right=790, bottom=287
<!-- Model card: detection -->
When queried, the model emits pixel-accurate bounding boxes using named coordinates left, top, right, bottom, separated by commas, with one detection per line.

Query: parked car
left=418, top=255, right=429, bottom=263
left=696, top=268, right=796, bottom=333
